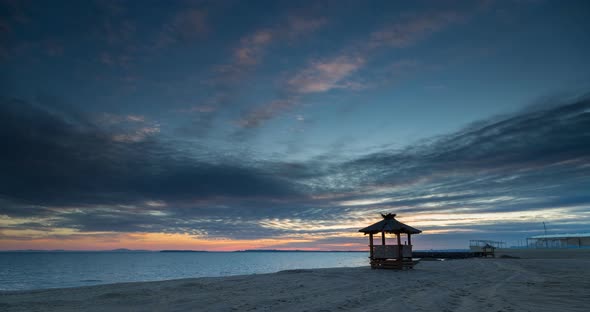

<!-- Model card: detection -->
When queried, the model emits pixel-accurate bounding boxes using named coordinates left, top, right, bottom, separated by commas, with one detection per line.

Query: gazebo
left=359, top=213, right=422, bottom=269
left=482, top=243, right=496, bottom=258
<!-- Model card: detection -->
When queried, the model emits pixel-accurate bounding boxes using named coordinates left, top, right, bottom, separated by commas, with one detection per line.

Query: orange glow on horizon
left=0, top=232, right=367, bottom=251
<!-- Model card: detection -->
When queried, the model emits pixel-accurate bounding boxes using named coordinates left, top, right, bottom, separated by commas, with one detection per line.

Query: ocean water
left=0, top=252, right=368, bottom=291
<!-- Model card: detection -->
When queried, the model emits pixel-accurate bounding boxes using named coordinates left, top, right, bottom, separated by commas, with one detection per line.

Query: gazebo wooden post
left=369, top=233, right=374, bottom=260
left=396, top=233, right=402, bottom=260
left=408, top=233, right=412, bottom=246
left=381, top=231, right=386, bottom=245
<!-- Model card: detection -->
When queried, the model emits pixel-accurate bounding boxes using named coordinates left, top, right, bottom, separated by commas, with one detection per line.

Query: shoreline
left=2, top=259, right=589, bottom=311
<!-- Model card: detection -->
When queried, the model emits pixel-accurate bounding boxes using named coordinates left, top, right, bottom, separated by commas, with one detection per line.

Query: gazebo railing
left=372, top=245, right=412, bottom=259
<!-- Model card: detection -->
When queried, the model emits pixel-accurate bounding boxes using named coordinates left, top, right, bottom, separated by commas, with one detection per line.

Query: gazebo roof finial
left=359, top=213, right=421, bottom=234
left=381, top=213, right=396, bottom=220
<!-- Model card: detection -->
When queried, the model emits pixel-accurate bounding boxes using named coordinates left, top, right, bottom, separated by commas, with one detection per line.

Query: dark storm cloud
left=0, top=97, right=301, bottom=211
left=313, top=95, right=590, bottom=201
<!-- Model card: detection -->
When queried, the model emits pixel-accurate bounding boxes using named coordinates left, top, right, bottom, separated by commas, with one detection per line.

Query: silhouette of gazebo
left=482, top=243, right=496, bottom=258
left=359, top=213, right=422, bottom=269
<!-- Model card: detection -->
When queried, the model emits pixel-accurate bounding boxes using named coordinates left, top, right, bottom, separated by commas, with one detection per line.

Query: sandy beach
left=1, top=258, right=589, bottom=312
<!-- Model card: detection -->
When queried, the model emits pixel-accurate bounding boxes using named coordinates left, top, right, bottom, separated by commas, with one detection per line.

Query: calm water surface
left=0, top=252, right=367, bottom=291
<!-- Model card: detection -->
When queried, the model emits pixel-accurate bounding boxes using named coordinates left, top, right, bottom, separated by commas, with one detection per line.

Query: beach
left=1, top=258, right=589, bottom=312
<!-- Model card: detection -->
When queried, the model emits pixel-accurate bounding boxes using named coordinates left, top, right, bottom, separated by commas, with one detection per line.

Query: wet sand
left=1, top=258, right=589, bottom=312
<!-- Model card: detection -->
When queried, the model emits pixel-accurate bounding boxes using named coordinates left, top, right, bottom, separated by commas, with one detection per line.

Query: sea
left=0, top=251, right=368, bottom=291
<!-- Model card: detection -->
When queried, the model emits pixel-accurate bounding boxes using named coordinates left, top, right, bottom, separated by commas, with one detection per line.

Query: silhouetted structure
left=469, top=240, right=503, bottom=257
left=359, top=213, right=421, bottom=269
left=526, top=233, right=590, bottom=248
left=482, top=244, right=496, bottom=258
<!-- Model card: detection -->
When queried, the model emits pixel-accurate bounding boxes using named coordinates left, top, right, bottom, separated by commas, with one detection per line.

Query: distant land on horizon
left=159, top=250, right=209, bottom=253
left=238, top=249, right=366, bottom=252
left=1, top=249, right=368, bottom=253
left=237, top=249, right=471, bottom=252
left=0, top=249, right=153, bottom=253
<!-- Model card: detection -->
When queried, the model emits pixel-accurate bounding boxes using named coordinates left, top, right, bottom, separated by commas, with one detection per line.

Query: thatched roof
left=358, top=213, right=422, bottom=234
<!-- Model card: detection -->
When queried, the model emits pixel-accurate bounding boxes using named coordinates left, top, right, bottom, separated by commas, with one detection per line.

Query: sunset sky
left=1, top=0, right=589, bottom=251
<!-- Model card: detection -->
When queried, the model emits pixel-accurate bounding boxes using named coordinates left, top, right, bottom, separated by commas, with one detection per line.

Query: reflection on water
left=0, top=251, right=367, bottom=291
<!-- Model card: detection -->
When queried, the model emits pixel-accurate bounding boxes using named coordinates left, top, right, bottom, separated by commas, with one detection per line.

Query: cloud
left=314, top=96, right=590, bottom=209
left=369, top=11, right=463, bottom=48
left=287, top=56, right=365, bottom=93
left=0, top=97, right=301, bottom=210
left=126, top=115, right=145, bottom=122
left=235, top=54, right=364, bottom=129
left=2, top=93, right=589, bottom=248
left=286, top=15, right=328, bottom=38
left=226, top=94, right=589, bottom=246
left=261, top=94, right=587, bottom=243
left=111, top=126, right=160, bottom=143
left=225, top=14, right=327, bottom=71
left=97, top=113, right=146, bottom=125
left=232, top=15, right=327, bottom=66
left=157, top=9, right=208, bottom=47
left=237, top=98, right=298, bottom=128
left=176, top=105, right=217, bottom=114
left=233, top=29, right=274, bottom=66
left=209, top=14, right=329, bottom=130
left=185, top=12, right=327, bottom=135
left=237, top=10, right=464, bottom=128
left=94, top=113, right=159, bottom=142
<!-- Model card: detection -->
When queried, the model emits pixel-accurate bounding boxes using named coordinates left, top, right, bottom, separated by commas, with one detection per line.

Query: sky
left=1, top=0, right=590, bottom=251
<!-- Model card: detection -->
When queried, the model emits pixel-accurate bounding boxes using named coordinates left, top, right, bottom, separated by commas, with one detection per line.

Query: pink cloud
left=97, top=113, right=160, bottom=143
left=112, top=126, right=160, bottom=143
left=251, top=30, right=274, bottom=44
left=232, top=11, right=463, bottom=128
left=287, top=56, right=365, bottom=93
left=233, top=30, right=274, bottom=65
left=230, top=15, right=327, bottom=68
left=284, top=11, right=461, bottom=94
left=229, top=8, right=478, bottom=129
left=237, top=98, right=298, bottom=128
left=126, top=115, right=145, bottom=122
left=177, top=104, right=218, bottom=114
left=286, top=15, right=328, bottom=37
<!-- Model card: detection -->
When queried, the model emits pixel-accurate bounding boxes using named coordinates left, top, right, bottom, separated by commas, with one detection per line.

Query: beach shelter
left=359, top=213, right=422, bottom=269
left=482, top=243, right=496, bottom=258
